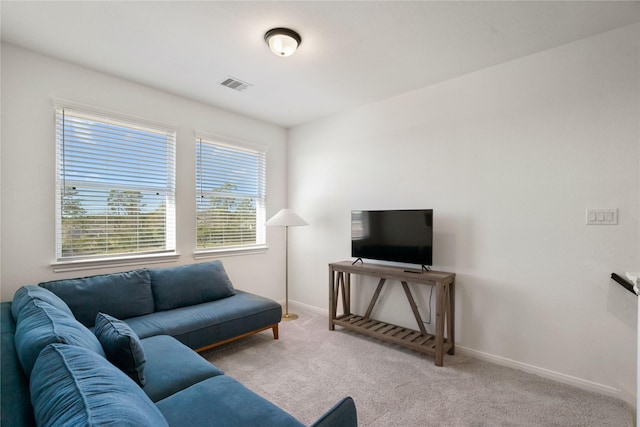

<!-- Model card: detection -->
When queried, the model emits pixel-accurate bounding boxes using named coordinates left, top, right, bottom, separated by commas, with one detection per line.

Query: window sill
left=52, top=253, right=180, bottom=273
left=193, top=245, right=268, bottom=260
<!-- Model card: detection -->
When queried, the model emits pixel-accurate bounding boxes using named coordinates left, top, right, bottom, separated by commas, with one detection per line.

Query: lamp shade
left=266, top=209, right=308, bottom=227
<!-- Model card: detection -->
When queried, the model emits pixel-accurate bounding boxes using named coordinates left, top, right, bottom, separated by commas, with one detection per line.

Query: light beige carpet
left=201, top=307, right=633, bottom=426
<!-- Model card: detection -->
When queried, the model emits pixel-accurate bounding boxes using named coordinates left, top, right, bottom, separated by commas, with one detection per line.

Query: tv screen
left=351, top=209, right=433, bottom=267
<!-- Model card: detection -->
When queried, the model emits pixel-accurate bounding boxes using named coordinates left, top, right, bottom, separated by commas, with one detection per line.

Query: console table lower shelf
left=332, top=314, right=453, bottom=357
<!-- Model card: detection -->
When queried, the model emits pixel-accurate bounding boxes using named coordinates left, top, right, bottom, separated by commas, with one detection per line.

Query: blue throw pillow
left=39, top=269, right=155, bottom=327
left=94, top=312, right=146, bottom=386
left=30, top=344, right=168, bottom=427
left=150, top=261, right=236, bottom=311
left=11, top=285, right=74, bottom=321
left=14, top=300, right=105, bottom=377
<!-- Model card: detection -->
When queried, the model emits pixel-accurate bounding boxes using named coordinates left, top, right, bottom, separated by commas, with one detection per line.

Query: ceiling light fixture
left=264, top=28, right=301, bottom=57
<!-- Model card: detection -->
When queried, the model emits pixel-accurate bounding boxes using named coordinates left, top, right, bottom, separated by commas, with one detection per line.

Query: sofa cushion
left=30, top=344, right=168, bottom=427
left=14, top=300, right=105, bottom=377
left=149, top=261, right=236, bottom=311
left=156, top=375, right=304, bottom=427
left=140, top=335, right=224, bottom=402
left=39, top=269, right=155, bottom=327
left=126, top=290, right=281, bottom=349
left=11, top=285, right=73, bottom=321
left=94, top=312, right=146, bottom=386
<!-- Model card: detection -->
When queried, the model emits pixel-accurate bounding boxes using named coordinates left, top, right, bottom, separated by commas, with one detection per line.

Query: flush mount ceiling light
left=264, top=28, right=301, bottom=57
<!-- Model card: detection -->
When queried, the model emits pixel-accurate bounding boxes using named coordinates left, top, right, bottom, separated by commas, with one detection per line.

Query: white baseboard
left=284, top=299, right=635, bottom=413
left=279, top=299, right=328, bottom=316
left=456, top=345, right=627, bottom=398
left=458, top=347, right=636, bottom=424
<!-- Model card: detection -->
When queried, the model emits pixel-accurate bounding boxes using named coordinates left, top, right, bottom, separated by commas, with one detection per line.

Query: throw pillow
left=94, top=312, right=146, bottom=386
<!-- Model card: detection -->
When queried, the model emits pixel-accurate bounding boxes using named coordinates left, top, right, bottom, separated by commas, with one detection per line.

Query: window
left=55, top=107, right=176, bottom=262
left=196, top=137, right=266, bottom=252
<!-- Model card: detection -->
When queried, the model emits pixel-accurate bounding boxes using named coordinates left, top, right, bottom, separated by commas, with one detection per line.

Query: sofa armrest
left=310, top=396, right=357, bottom=427
left=1, top=302, right=36, bottom=427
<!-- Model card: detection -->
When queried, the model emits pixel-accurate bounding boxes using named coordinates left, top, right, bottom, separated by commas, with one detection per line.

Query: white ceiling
left=2, top=1, right=639, bottom=128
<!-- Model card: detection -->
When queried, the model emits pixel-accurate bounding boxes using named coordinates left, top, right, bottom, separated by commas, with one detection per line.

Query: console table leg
left=344, top=273, right=351, bottom=315
left=341, top=273, right=350, bottom=315
left=329, top=267, right=336, bottom=330
left=448, top=280, right=455, bottom=355
left=435, top=282, right=445, bottom=366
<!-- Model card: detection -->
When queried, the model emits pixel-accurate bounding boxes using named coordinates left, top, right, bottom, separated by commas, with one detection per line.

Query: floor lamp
left=266, top=208, right=308, bottom=321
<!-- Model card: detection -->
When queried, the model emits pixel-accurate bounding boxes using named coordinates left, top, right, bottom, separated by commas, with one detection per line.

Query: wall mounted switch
left=586, top=208, right=618, bottom=225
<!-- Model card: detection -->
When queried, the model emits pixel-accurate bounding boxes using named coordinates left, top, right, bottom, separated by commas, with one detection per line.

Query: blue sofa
left=1, top=261, right=357, bottom=426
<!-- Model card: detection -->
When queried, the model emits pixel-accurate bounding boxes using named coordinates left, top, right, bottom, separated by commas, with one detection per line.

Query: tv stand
left=329, top=261, right=455, bottom=366
left=403, top=264, right=431, bottom=274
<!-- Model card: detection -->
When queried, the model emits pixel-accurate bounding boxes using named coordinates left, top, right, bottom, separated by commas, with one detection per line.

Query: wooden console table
left=329, top=261, right=455, bottom=366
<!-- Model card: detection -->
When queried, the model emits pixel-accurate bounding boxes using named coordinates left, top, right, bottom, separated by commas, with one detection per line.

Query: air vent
left=219, top=76, right=252, bottom=92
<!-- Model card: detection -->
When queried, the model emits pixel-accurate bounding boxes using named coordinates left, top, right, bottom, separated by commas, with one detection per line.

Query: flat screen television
left=351, top=209, right=433, bottom=267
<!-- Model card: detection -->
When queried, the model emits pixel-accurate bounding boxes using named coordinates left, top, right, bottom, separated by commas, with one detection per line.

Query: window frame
left=194, top=134, right=267, bottom=257
left=53, top=103, right=178, bottom=271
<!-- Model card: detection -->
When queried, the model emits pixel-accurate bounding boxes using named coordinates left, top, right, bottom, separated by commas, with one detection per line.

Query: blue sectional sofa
left=1, top=261, right=357, bottom=426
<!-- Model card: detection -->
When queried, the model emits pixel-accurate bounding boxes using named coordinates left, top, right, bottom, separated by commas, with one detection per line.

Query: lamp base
left=282, top=313, right=298, bottom=321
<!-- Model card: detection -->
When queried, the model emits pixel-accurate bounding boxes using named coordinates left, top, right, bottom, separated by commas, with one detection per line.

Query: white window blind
left=55, top=107, right=176, bottom=261
left=196, top=137, right=266, bottom=251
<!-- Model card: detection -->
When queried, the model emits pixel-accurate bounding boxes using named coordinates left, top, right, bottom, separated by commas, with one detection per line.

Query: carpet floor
left=201, top=307, right=633, bottom=427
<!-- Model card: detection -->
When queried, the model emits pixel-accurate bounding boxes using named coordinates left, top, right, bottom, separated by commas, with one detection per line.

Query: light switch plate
left=586, top=208, right=618, bottom=225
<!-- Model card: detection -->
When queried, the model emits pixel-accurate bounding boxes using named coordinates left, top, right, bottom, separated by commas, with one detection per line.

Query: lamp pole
left=283, top=225, right=296, bottom=320
left=265, top=208, right=308, bottom=321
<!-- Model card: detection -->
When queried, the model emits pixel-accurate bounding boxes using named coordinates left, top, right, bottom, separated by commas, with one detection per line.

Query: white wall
left=0, top=44, right=289, bottom=302
left=288, top=24, right=639, bottom=401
